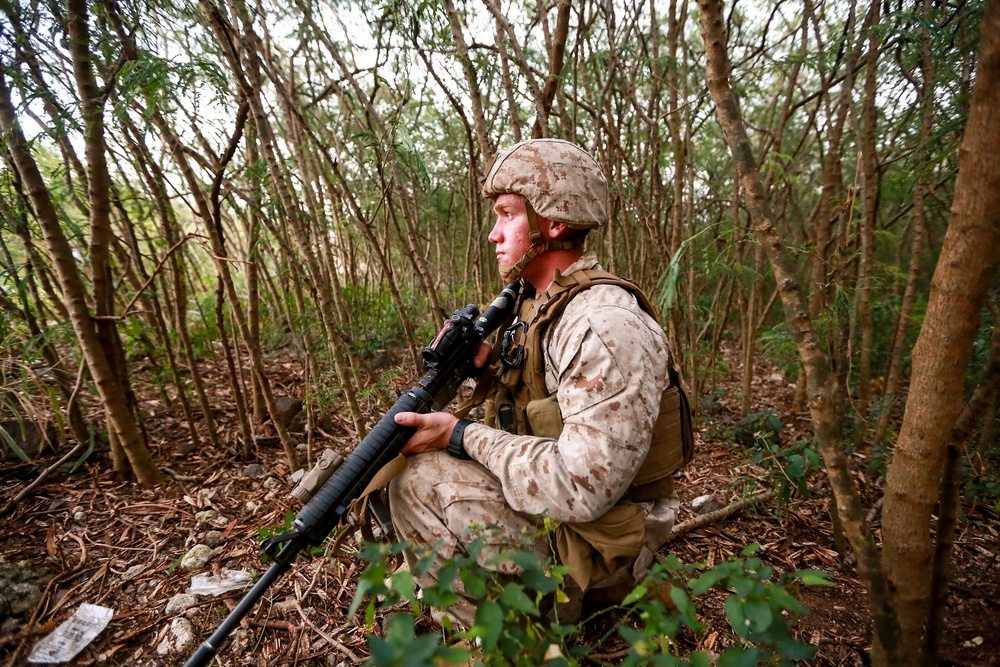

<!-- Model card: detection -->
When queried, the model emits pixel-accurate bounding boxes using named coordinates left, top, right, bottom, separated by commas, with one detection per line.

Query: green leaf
left=784, top=454, right=806, bottom=478
left=688, top=568, right=727, bottom=595
left=390, top=568, right=416, bottom=601
left=669, top=587, right=697, bottom=625
left=793, top=570, right=836, bottom=587
left=459, top=567, right=487, bottom=599
left=743, top=597, right=773, bottom=633
left=741, top=544, right=761, bottom=556
left=688, top=651, right=713, bottom=667
left=0, top=426, right=30, bottom=462
left=420, top=584, right=460, bottom=610
left=717, top=646, right=768, bottom=667
left=724, top=595, right=750, bottom=638
left=69, top=435, right=95, bottom=472
left=434, top=645, right=474, bottom=666
left=499, top=582, right=538, bottom=616
left=621, top=583, right=648, bottom=606
left=472, top=600, right=503, bottom=652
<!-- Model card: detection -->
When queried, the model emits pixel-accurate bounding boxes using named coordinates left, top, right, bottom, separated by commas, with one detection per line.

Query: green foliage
left=343, top=285, right=417, bottom=356
left=747, top=439, right=822, bottom=501
left=717, top=410, right=821, bottom=500
left=618, top=548, right=825, bottom=666
left=0, top=420, right=32, bottom=462
left=757, top=324, right=798, bottom=381
left=732, top=410, right=783, bottom=449
left=350, top=534, right=830, bottom=666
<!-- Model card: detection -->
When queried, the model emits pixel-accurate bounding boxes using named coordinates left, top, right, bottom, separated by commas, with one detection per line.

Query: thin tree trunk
left=854, top=0, right=881, bottom=417
left=151, top=107, right=300, bottom=470
left=532, top=0, right=571, bottom=138
left=695, top=0, right=900, bottom=658
left=442, top=0, right=497, bottom=159
left=0, top=71, right=159, bottom=485
left=873, top=3, right=934, bottom=446
left=200, top=0, right=366, bottom=443
left=926, top=316, right=1000, bottom=663
left=0, top=195, right=90, bottom=445
left=68, top=0, right=149, bottom=475
left=879, top=3, right=1000, bottom=663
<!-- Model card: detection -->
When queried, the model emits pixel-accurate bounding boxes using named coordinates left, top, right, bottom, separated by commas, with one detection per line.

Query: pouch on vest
left=629, top=383, right=692, bottom=502
left=555, top=503, right=646, bottom=591
left=526, top=395, right=563, bottom=439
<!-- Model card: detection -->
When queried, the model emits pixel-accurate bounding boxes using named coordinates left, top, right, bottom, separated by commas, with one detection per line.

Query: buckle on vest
left=500, top=321, right=528, bottom=369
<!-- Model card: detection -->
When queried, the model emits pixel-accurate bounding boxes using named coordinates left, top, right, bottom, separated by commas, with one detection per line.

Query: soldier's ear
left=547, top=220, right=572, bottom=239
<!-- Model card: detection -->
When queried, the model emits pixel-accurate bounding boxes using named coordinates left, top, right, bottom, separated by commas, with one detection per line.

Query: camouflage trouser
left=387, top=450, right=549, bottom=628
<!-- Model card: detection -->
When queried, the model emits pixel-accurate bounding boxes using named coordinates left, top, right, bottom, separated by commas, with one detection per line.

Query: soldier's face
left=489, top=194, right=533, bottom=265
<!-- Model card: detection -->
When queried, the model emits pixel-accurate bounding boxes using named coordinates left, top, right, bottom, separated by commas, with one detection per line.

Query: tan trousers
left=388, top=451, right=549, bottom=627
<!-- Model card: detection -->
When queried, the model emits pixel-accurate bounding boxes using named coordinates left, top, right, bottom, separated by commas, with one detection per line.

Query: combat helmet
left=482, top=139, right=607, bottom=280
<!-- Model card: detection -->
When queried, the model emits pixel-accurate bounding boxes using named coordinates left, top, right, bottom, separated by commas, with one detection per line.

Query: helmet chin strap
left=498, top=203, right=581, bottom=282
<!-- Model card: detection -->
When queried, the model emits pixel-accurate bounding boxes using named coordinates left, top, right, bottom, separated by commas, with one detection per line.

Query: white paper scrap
left=28, top=603, right=114, bottom=664
left=187, top=569, right=253, bottom=596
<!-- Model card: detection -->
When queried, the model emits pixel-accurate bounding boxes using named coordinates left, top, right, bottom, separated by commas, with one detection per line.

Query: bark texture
left=879, top=2, right=1000, bottom=664
left=695, top=0, right=900, bottom=657
left=0, top=72, right=160, bottom=486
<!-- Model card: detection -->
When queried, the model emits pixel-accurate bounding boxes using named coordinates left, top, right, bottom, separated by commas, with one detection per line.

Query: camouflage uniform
left=389, top=139, right=678, bottom=627
left=389, top=251, right=679, bottom=626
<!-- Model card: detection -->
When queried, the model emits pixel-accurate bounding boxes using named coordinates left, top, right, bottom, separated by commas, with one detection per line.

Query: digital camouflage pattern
left=388, top=450, right=550, bottom=627
left=389, top=252, right=678, bottom=625
left=482, top=139, right=608, bottom=229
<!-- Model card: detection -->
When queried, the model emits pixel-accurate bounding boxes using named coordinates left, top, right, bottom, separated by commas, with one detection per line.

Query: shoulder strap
left=522, top=270, right=659, bottom=400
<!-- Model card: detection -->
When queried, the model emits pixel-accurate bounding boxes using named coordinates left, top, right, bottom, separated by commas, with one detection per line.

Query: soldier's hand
left=474, top=341, right=491, bottom=368
left=395, top=411, right=459, bottom=455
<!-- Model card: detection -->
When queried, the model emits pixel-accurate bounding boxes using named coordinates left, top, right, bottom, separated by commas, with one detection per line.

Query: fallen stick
left=667, top=488, right=779, bottom=540
left=0, top=440, right=89, bottom=516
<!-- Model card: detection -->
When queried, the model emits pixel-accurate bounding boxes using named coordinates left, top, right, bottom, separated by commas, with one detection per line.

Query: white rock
left=156, top=617, right=195, bottom=655
left=165, top=593, right=199, bottom=615
left=195, top=509, right=218, bottom=522
left=692, top=494, right=726, bottom=515
left=188, top=570, right=253, bottom=596
left=179, top=545, right=214, bottom=570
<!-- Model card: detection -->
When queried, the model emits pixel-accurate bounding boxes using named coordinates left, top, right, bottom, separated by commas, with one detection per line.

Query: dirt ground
left=0, top=343, right=997, bottom=666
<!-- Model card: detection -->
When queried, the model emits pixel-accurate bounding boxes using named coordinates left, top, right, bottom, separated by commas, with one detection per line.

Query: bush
left=350, top=535, right=833, bottom=666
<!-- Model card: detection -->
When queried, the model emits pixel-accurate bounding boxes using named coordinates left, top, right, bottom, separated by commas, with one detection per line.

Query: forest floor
left=0, top=340, right=998, bottom=667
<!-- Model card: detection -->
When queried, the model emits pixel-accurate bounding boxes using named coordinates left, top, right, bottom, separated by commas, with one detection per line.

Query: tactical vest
left=482, top=269, right=694, bottom=590
left=486, top=269, right=694, bottom=499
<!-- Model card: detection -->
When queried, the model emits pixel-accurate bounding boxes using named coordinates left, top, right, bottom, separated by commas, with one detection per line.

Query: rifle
left=183, top=282, right=521, bottom=667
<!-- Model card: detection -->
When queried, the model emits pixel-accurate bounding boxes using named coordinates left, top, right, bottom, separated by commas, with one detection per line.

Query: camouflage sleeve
left=463, top=285, right=670, bottom=523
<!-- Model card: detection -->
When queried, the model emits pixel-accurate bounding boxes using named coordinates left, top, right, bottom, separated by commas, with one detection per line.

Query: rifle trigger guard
left=261, top=530, right=301, bottom=560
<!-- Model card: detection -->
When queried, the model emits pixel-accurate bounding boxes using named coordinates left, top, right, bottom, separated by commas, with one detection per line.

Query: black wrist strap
left=447, top=418, right=474, bottom=460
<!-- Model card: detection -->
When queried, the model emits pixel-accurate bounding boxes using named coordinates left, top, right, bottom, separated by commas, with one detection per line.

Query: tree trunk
left=67, top=0, right=155, bottom=478
left=695, top=0, right=900, bottom=657
left=854, top=0, right=881, bottom=417
left=873, top=1, right=934, bottom=446
left=0, top=71, right=159, bottom=486
left=879, top=3, right=1000, bottom=664
left=442, top=0, right=496, bottom=159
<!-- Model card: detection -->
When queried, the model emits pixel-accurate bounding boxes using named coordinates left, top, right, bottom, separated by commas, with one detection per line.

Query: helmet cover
left=482, top=139, right=607, bottom=229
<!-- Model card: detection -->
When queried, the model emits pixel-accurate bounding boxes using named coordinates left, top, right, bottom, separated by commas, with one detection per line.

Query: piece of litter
left=188, top=569, right=253, bottom=596
left=28, top=603, right=114, bottom=664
